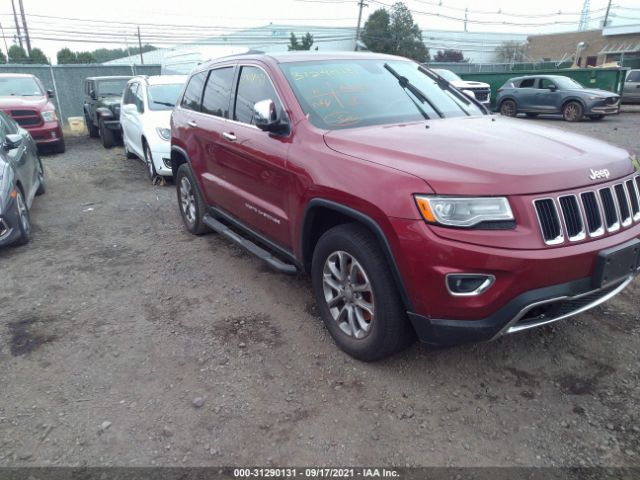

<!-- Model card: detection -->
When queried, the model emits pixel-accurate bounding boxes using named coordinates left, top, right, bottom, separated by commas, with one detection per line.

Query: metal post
left=137, top=26, right=144, bottom=64
left=464, top=8, right=468, bottom=32
left=0, top=23, right=9, bottom=62
left=603, top=0, right=612, bottom=27
left=48, top=64, right=65, bottom=127
left=355, top=0, right=367, bottom=51
left=18, top=0, right=31, bottom=55
left=10, top=0, right=22, bottom=49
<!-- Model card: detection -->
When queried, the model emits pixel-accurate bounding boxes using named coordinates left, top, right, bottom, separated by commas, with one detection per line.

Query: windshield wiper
left=384, top=63, right=443, bottom=118
left=153, top=101, right=175, bottom=107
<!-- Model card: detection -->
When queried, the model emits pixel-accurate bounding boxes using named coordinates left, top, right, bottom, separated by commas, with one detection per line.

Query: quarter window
left=234, top=66, right=282, bottom=125
left=201, top=67, right=234, bottom=118
left=181, top=72, right=207, bottom=111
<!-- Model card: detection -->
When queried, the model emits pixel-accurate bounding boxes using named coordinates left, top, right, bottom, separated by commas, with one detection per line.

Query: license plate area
left=592, top=239, right=640, bottom=288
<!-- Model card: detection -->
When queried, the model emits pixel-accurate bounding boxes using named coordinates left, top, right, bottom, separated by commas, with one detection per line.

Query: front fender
left=95, top=107, right=114, bottom=119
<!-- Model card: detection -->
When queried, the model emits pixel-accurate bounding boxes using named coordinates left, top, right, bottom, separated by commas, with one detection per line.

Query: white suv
left=431, top=68, right=492, bottom=107
left=121, top=75, right=187, bottom=181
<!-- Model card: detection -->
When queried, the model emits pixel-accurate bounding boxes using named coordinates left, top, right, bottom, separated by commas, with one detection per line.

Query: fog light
left=446, top=274, right=495, bottom=296
left=51, top=131, right=57, bottom=139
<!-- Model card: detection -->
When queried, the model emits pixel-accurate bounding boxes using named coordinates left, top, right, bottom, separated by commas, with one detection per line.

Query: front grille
left=533, top=174, right=640, bottom=245
left=468, top=88, right=490, bottom=102
left=605, top=97, right=619, bottom=106
left=6, top=108, right=42, bottom=128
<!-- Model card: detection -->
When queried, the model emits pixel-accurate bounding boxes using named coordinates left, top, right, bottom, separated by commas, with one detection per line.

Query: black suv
left=83, top=76, right=131, bottom=148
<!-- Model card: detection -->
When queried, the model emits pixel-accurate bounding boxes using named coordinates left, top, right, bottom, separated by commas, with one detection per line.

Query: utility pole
left=0, top=23, right=9, bottom=63
left=355, top=0, right=367, bottom=51
left=137, top=26, right=144, bottom=64
left=464, top=8, right=468, bottom=32
left=18, top=0, right=31, bottom=55
left=603, top=0, right=612, bottom=28
left=10, top=0, right=22, bottom=49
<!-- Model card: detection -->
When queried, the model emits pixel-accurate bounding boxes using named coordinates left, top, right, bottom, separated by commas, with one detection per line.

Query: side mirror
left=47, top=89, right=55, bottom=98
left=89, top=90, right=97, bottom=100
left=3, top=133, right=23, bottom=150
left=254, top=99, right=287, bottom=134
left=122, top=103, right=137, bottom=114
left=548, top=84, right=557, bottom=91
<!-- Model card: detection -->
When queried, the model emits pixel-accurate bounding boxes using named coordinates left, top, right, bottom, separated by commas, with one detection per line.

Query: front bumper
left=390, top=217, right=640, bottom=346
left=26, top=121, right=64, bottom=145
left=151, top=146, right=172, bottom=176
left=587, top=99, right=620, bottom=115
left=409, top=274, right=636, bottom=346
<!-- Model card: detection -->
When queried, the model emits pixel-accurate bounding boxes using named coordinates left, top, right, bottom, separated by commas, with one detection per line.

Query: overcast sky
left=1, top=0, right=639, bottom=62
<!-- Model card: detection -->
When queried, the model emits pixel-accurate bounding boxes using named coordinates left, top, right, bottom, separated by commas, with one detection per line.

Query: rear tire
left=499, top=99, right=517, bottom=117
left=311, top=223, right=415, bottom=361
left=13, top=188, right=31, bottom=246
left=175, top=164, right=209, bottom=235
left=99, top=118, right=116, bottom=148
left=562, top=101, right=584, bottom=122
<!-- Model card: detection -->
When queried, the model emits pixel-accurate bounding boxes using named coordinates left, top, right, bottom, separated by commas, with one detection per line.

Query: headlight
left=587, top=96, right=605, bottom=101
left=156, top=127, right=171, bottom=141
left=414, top=195, right=514, bottom=228
left=41, top=110, right=57, bottom=122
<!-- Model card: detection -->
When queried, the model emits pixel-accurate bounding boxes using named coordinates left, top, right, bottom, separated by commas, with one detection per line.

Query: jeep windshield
left=280, top=59, right=482, bottom=129
left=148, top=83, right=183, bottom=111
left=0, top=77, right=43, bottom=97
left=96, top=79, right=129, bottom=97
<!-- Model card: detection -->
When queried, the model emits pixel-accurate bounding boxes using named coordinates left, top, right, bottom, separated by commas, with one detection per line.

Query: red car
left=0, top=73, right=65, bottom=153
left=170, top=52, right=640, bottom=361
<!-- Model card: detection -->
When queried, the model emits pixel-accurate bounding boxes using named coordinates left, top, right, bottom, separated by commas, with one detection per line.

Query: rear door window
left=233, top=66, right=283, bottom=125
left=181, top=71, right=207, bottom=112
left=201, top=67, right=235, bottom=118
left=518, top=78, right=536, bottom=88
left=539, top=78, right=556, bottom=89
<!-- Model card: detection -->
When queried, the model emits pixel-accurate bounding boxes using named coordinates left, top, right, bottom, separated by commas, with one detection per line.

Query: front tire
left=175, top=164, right=209, bottom=235
left=35, top=158, right=46, bottom=196
left=85, top=114, right=99, bottom=138
left=144, top=142, right=158, bottom=181
left=99, top=119, right=116, bottom=148
left=499, top=99, right=517, bottom=117
left=311, top=223, right=415, bottom=361
left=13, top=188, right=31, bottom=246
left=563, top=101, right=584, bottom=122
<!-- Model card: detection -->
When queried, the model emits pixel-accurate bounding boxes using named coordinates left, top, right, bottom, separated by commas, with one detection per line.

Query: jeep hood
left=323, top=116, right=633, bottom=195
left=98, top=95, right=122, bottom=105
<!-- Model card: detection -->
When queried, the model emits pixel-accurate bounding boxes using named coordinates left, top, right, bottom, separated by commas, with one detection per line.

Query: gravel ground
left=0, top=109, right=639, bottom=468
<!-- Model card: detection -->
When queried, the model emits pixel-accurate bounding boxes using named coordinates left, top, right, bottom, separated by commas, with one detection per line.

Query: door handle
left=222, top=132, right=237, bottom=142
left=187, top=120, right=197, bottom=128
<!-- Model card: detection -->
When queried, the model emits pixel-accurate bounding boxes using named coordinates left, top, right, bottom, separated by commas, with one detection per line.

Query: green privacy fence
left=426, top=61, right=574, bottom=74
left=0, top=64, right=161, bottom=125
left=458, top=68, right=628, bottom=109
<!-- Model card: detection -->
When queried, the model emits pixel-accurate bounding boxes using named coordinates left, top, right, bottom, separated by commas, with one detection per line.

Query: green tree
left=57, top=48, right=77, bottom=64
left=0, top=49, right=6, bottom=63
left=91, top=44, right=156, bottom=63
left=361, top=8, right=393, bottom=53
left=8, top=45, right=28, bottom=63
left=433, top=49, right=467, bottom=63
left=288, top=32, right=314, bottom=51
left=361, top=2, right=429, bottom=62
left=29, top=47, right=49, bottom=64
left=75, top=51, right=97, bottom=64
left=495, top=41, right=526, bottom=62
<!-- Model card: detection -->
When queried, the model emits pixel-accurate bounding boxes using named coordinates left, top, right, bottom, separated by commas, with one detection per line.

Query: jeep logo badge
left=589, top=168, right=610, bottom=180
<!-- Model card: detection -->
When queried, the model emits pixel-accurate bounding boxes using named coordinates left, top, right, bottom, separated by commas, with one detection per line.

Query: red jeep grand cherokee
left=170, top=52, right=640, bottom=361
left=0, top=73, right=65, bottom=153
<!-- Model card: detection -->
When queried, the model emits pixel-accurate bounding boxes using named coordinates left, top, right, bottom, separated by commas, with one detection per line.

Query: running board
left=202, top=214, right=297, bottom=274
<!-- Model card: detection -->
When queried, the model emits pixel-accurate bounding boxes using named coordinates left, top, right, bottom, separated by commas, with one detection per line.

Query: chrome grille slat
left=533, top=174, right=640, bottom=245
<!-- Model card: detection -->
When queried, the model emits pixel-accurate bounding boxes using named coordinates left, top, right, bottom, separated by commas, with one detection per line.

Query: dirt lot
left=1, top=109, right=639, bottom=468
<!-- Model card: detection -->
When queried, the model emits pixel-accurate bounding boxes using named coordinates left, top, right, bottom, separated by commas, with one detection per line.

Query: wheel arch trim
left=301, top=198, right=413, bottom=312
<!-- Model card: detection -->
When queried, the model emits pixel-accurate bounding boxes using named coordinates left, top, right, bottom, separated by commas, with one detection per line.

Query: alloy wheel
left=564, top=103, right=580, bottom=121
left=322, top=250, right=375, bottom=339
left=179, top=176, right=196, bottom=225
